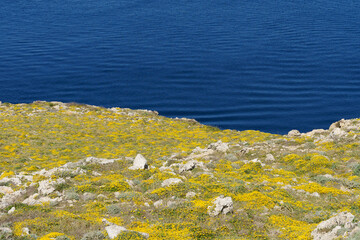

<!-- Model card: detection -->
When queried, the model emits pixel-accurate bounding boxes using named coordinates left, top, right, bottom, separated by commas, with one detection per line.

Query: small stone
left=22, top=227, right=30, bottom=235
left=83, top=192, right=96, bottom=201
left=311, top=192, right=320, bottom=198
left=208, top=140, right=229, bottom=152
left=265, top=154, right=275, bottom=162
left=0, top=186, right=14, bottom=195
left=207, top=196, right=233, bottom=217
left=312, top=212, right=355, bottom=240
left=97, top=194, right=107, bottom=199
left=0, top=227, right=12, bottom=234
left=129, top=154, right=149, bottom=170
left=154, top=200, right=163, bottom=208
left=85, top=157, right=115, bottom=165
left=161, top=178, right=183, bottom=187
left=105, top=225, right=127, bottom=239
left=186, top=192, right=196, bottom=199
left=179, top=161, right=197, bottom=173
left=7, top=207, right=15, bottom=214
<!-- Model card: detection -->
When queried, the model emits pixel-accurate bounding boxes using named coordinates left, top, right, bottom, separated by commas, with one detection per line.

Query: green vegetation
left=0, top=101, right=360, bottom=239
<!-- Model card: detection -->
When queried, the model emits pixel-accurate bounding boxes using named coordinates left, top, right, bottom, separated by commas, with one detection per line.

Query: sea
left=1, top=0, right=360, bottom=134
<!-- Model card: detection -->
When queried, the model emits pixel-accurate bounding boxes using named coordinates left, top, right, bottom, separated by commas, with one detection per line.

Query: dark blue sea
left=1, top=0, right=360, bottom=134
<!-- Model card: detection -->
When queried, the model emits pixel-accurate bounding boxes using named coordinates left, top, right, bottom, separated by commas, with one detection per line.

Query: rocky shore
left=1, top=101, right=360, bottom=239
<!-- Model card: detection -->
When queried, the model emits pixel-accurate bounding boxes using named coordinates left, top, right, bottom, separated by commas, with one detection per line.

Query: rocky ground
left=1, top=101, right=360, bottom=239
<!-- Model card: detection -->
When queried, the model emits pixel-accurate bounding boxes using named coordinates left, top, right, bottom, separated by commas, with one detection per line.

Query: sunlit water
left=1, top=0, right=360, bottom=134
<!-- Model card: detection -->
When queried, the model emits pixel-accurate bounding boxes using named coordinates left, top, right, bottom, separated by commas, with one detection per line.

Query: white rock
left=85, top=156, right=116, bottom=165
left=349, top=227, right=360, bottom=238
left=0, top=189, right=25, bottom=209
left=22, top=227, right=30, bottom=235
left=22, top=193, right=39, bottom=205
left=38, top=178, right=65, bottom=195
left=38, top=180, right=56, bottom=195
left=0, top=227, right=12, bottom=234
left=304, top=129, right=327, bottom=138
left=154, top=200, right=163, bottom=208
left=329, top=128, right=347, bottom=139
left=179, top=160, right=197, bottom=173
left=265, top=154, right=275, bottom=162
left=105, top=225, right=127, bottom=239
left=208, top=140, right=229, bottom=152
left=129, top=154, right=148, bottom=170
left=161, top=178, right=183, bottom=187
left=312, top=212, right=355, bottom=240
left=288, top=129, right=301, bottom=137
left=0, top=177, right=22, bottom=186
left=207, top=196, right=233, bottom=217
left=7, top=207, right=15, bottom=214
left=0, top=186, right=14, bottom=194
left=186, top=191, right=196, bottom=199
left=311, top=192, right=320, bottom=198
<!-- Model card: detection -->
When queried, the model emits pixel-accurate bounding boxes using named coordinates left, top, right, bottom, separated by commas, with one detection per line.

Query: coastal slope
left=0, top=101, right=360, bottom=239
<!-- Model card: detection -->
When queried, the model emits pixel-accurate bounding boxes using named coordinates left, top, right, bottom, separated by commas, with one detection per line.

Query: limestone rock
left=153, top=199, right=163, bottom=208
left=311, top=211, right=356, bottom=240
left=7, top=207, right=15, bottom=214
left=0, top=186, right=14, bottom=195
left=105, top=224, right=149, bottom=239
left=207, top=196, right=233, bottom=217
left=22, top=227, right=30, bottom=235
left=38, top=178, right=65, bottom=195
left=0, top=176, right=21, bottom=186
left=265, top=154, right=275, bottom=162
left=186, top=191, right=196, bottom=199
left=161, top=178, right=183, bottom=187
left=329, top=128, right=347, bottom=139
left=129, top=154, right=149, bottom=170
left=179, top=160, right=197, bottom=173
left=22, top=193, right=62, bottom=206
left=288, top=129, right=301, bottom=137
left=329, top=119, right=351, bottom=131
left=85, top=156, right=116, bottom=165
left=105, top=225, right=127, bottom=239
left=208, top=140, right=229, bottom=152
left=0, top=189, right=25, bottom=209
left=0, top=227, right=12, bottom=234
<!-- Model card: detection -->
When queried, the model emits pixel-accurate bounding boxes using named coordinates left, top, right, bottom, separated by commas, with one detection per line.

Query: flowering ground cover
left=1, top=101, right=360, bottom=239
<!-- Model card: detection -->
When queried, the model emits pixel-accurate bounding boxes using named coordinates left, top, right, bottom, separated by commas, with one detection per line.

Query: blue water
left=1, top=0, right=360, bottom=134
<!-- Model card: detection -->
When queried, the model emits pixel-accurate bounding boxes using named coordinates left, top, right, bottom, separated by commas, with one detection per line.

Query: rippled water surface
left=1, top=0, right=360, bottom=134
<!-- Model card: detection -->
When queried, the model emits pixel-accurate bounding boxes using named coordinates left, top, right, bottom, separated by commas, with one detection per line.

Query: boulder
left=179, top=160, right=197, bottom=173
left=0, top=227, right=12, bottom=234
left=105, top=225, right=127, bottom=239
left=186, top=192, right=196, bottom=199
left=288, top=129, right=301, bottom=137
left=153, top=200, right=163, bottom=208
left=207, top=196, right=233, bottom=217
left=0, top=189, right=25, bottom=209
left=38, top=178, right=65, bottom=195
left=329, top=128, right=347, bottom=139
left=105, top=224, right=149, bottom=239
left=85, top=156, right=116, bottom=165
left=208, top=140, right=229, bottom=152
left=0, top=186, right=14, bottom=195
left=161, top=178, right=183, bottom=187
left=129, top=154, right=148, bottom=170
left=265, top=154, right=275, bottom=162
left=7, top=207, right=15, bottom=214
left=311, top=212, right=356, bottom=240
